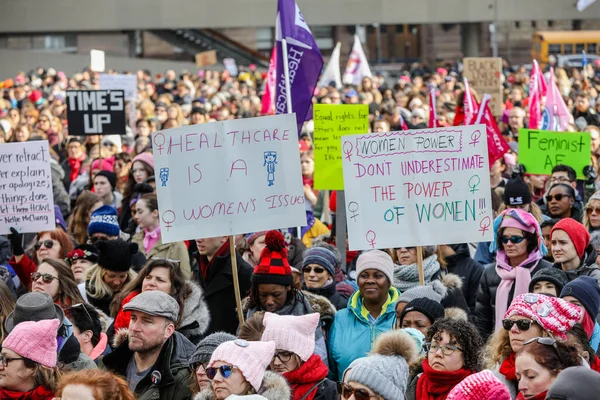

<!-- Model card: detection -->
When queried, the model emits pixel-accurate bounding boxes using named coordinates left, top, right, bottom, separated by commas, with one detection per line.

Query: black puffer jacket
left=475, top=258, right=552, bottom=339
left=445, top=243, right=484, bottom=313
left=303, top=279, right=349, bottom=310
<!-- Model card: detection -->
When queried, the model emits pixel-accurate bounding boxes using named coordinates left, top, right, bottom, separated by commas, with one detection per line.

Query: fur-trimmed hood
left=193, top=370, right=291, bottom=400
left=444, top=307, right=468, bottom=321
left=371, top=329, right=419, bottom=364
left=180, top=280, right=211, bottom=337
left=440, top=272, right=463, bottom=290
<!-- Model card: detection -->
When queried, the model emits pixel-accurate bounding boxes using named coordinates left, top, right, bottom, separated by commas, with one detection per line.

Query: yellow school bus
left=532, top=30, right=600, bottom=67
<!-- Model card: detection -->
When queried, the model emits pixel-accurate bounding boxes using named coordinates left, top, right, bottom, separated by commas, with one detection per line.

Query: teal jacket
left=327, top=287, right=399, bottom=381
left=591, top=322, right=600, bottom=352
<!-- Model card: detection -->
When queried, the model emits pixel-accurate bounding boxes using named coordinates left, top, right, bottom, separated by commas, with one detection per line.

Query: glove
left=8, top=227, right=24, bottom=256
left=583, top=165, right=598, bottom=186
left=511, top=163, right=527, bottom=179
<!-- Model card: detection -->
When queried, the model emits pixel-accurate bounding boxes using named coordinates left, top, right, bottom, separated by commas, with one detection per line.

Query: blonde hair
left=583, top=198, right=600, bottom=231
left=483, top=322, right=549, bottom=368
left=85, top=264, right=136, bottom=302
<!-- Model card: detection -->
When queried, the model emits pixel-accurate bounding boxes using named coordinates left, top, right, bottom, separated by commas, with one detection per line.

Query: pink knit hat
left=91, top=157, right=115, bottom=172
left=261, top=312, right=319, bottom=361
left=132, top=152, right=154, bottom=170
left=504, top=293, right=582, bottom=340
left=209, top=339, right=276, bottom=391
left=446, top=370, right=511, bottom=400
left=2, top=319, right=60, bottom=368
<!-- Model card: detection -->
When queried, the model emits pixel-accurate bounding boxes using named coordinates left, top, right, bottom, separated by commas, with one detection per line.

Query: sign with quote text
left=518, top=129, right=590, bottom=179
left=66, top=90, right=126, bottom=136
left=0, top=141, right=55, bottom=234
left=313, top=104, right=369, bottom=190
left=463, top=57, right=503, bottom=116
left=341, top=125, right=493, bottom=250
left=152, top=113, right=306, bottom=243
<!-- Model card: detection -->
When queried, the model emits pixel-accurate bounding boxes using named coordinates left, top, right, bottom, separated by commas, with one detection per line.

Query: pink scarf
left=143, top=226, right=161, bottom=254
left=494, top=250, right=542, bottom=329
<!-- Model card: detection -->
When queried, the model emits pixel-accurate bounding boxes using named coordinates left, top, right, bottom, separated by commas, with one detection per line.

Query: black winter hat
left=503, top=177, right=532, bottom=206
left=528, top=267, right=569, bottom=295
left=95, top=170, right=117, bottom=191
left=400, top=297, right=445, bottom=326
left=560, top=276, right=600, bottom=318
left=96, top=239, right=138, bottom=272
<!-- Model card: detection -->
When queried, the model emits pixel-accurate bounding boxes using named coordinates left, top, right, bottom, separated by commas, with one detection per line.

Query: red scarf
left=0, top=386, right=55, bottom=400
left=283, top=354, right=328, bottom=400
left=499, top=352, right=517, bottom=381
left=516, top=390, right=547, bottom=400
left=582, top=311, right=595, bottom=339
left=199, top=241, right=230, bottom=279
left=67, top=155, right=85, bottom=183
left=416, top=359, right=474, bottom=400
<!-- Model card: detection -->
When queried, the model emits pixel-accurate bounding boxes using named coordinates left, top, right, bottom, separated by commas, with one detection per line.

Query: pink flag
left=542, top=67, right=572, bottom=131
left=261, top=46, right=277, bottom=115
left=463, top=77, right=479, bottom=125
left=428, top=86, right=438, bottom=128
left=528, top=60, right=543, bottom=129
left=475, top=94, right=510, bottom=167
left=534, top=60, right=547, bottom=96
left=399, top=114, right=409, bottom=130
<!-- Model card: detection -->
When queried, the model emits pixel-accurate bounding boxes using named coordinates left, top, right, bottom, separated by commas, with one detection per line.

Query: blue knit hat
left=302, top=246, right=337, bottom=277
left=88, top=205, right=120, bottom=237
left=560, top=276, right=600, bottom=318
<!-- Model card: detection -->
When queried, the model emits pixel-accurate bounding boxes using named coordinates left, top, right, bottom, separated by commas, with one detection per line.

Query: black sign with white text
left=66, top=90, right=126, bottom=135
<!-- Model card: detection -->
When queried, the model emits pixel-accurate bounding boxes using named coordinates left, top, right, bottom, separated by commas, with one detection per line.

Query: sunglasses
left=31, top=272, right=59, bottom=284
left=34, top=240, right=55, bottom=251
left=303, top=266, right=326, bottom=274
left=586, top=206, right=600, bottom=215
left=524, top=337, right=564, bottom=364
left=206, top=365, right=240, bottom=380
left=545, top=193, right=571, bottom=202
left=337, top=382, right=378, bottom=400
left=501, top=235, right=525, bottom=244
left=70, top=303, right=93, bottom=323
left=502, top=319, right=534, bottom=331
left=190, top=362, right=208, bottom=372
left=88, top=235, right=110, bottom=244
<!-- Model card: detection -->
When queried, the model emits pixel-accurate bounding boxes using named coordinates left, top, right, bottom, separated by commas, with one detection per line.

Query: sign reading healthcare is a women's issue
left=341, top=124, right=494, bottom=251
left=151, top=113, right=307, bottom=244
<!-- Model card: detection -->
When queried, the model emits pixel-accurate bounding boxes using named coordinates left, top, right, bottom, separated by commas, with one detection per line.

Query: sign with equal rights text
left=152, top=113, right=306, bottom=243
left=0, top=141, right=55, bottom=234
left=341, top=125, right=493, bottom=250
left=518, top=129, right=591, bottom=179
left=313, top=104, right=369, bottom=190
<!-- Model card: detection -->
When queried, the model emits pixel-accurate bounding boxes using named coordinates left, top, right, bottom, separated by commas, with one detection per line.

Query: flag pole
left=282, top=38, right=303, bottom=240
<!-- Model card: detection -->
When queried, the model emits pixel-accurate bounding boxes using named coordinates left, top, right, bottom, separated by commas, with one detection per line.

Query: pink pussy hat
left=2, top=318, right=60, bottom=368
left=261, top=312, right=320, bottom=361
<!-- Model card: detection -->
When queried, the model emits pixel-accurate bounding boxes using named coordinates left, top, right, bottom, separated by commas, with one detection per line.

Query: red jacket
left=9, top=253, right=37, bottom=289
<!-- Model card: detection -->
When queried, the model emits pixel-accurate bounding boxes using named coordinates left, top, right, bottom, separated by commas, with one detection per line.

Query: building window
left=515, top=21, right=521, bottom=29
left=256, top=28, right=273, bottom=51
left=531, top=21, right=536, bottom=28
left=312, top=26, right=333, bottom=50
left=548, top=20, right=554, bottom=27
left=32, top=35, right=77, bottom=52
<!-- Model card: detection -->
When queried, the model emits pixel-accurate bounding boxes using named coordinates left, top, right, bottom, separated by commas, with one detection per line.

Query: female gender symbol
left=469, top=130, right=482, bottom=146
left=162, top=210, right=176, bottom=231
left=342, top=141, right=354, bottom=161
left=468, top=175, right=481, bottom=194
left=347, top=201, right=360, bottom=222
left=365, top=230, right=377, bottom=249
left=153, top=132, right=166, bottom=155
left=478, top=216, right=491, bottom=236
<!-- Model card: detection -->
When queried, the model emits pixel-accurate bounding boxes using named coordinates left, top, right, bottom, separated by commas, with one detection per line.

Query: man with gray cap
left=100, top=291, right=195, bottom=400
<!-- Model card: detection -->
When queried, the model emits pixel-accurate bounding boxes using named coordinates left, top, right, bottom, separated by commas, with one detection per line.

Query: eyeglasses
left=88, top=235, right=110, bottom=244
left=102, top=142, right=115, bottom=147
left=338, top=382, right=379, bottom=400
left=273, top=351, right=293, bottom=363
left=586, top=206, right=600, bottom=215
left=424, top=342, right=463, bottom=356
left=524, top=337, right=564, bottom=365
left=191, top=362, right=208, bottom=372
left=545, top=193, right=571, bottom=202
left=549, top=177, right=573, bottom=184
left=70, top=303, right=93, bottom=324
left=0, top=354, right=25, bottom=368
left=34, top=240, right=55, bottom=251
left=206, top=365, right=240, bottom=380
left=31, top=272, right=59, bottom=284
left=303, top=266, right=326, bottom=274
left=501, top=235, right=525, bottom=244
left=502, top=319, right=534, bottom=331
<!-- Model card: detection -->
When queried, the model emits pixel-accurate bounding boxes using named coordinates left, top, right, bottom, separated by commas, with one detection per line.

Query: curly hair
left=426, top=318, right=483, bottom=371
left=517, top=339, right=581, bottom=375
left=67, top=190, right=102, bottom=245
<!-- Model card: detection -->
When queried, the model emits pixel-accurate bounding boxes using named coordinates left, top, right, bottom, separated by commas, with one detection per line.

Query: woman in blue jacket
left=327, top=250, right=399, bottom=380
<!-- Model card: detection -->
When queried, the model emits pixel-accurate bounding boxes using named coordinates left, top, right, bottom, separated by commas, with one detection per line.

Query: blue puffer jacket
left=327, top=287, right=399, bottom=381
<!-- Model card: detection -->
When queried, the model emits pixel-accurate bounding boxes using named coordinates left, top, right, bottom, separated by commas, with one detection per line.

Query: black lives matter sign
left=66, top=90, right=126, bottom=135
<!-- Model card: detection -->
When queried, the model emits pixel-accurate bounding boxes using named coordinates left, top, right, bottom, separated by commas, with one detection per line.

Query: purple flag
left=275, top=0, right=323, bottom=136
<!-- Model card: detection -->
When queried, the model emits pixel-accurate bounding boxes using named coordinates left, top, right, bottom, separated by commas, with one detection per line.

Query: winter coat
left=59, top=317, right=98, bottom=371
left=591, top=322, right=600, bottom=353
left=194, top=249, right=253, bottom=336
left=8, top=253, right=37, bottom=289
left=475, top=258, right=552, bottom=338
left=283, top=354, right=337, bottom=400
left=303, top=279, right=349, bottom=310
left=131, top=231, right=191, bottom=279
left=51, top=158, right=71, bottom=218
left=100, top=330, right=195, bottom=400
left=327, top=287, right=399, bottom=381
left=490, top=362, right=518, bottom=399
left=445, top=243, right=484, bottom=313
left=553, top=245, right=600, bottom=284
left=194, top=370, right=291, bottom=400
left=288, top=236, right=307, bottom=272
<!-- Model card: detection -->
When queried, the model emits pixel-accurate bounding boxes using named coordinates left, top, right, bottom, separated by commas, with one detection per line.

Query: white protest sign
left=152, top=113, right=306, bottom=243
left=98, top=74, right=137, bottom=102
left=341, top=125, right=493, bottom=250
left=0, top=141, right=56, bottom=234
left=90, top=49, right=105, bottom=72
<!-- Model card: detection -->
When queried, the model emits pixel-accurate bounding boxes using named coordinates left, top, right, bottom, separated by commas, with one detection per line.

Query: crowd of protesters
left=0, top=57, right=599, bottom=399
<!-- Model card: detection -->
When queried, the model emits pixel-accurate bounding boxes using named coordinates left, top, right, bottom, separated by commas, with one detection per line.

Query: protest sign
left=66, top=90, right=126, bottom=136
left=152, top=113, right=306, bottom=243
left=518, top=129, right=591, bottom=179
left=313, top=104, right=369, bottom=190
left=196, top=50, right=218, bottom=67
left=0, top=141, right=55, bottom=234
left=90, top=49, right=105, bottom=72
left=463, top=57, right=503, bottom=116
left=223, top=58, right=239, bottom=77
left=341, top=125, right=493, bottom=251
left=98, top=74, right=137, bottom=102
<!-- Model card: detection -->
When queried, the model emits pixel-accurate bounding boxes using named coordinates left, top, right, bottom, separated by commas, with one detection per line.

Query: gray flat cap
left=123, top=291, right=179, bottom=322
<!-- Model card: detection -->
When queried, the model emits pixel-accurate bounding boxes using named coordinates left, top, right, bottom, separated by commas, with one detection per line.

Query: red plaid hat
left=252, top=230, right=293, bottom=286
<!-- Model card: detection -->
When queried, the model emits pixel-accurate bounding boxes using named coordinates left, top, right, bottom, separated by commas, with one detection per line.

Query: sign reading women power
left=341, top=125, right=494, bottom=251
left=152, top=113, right=306, bottom=243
